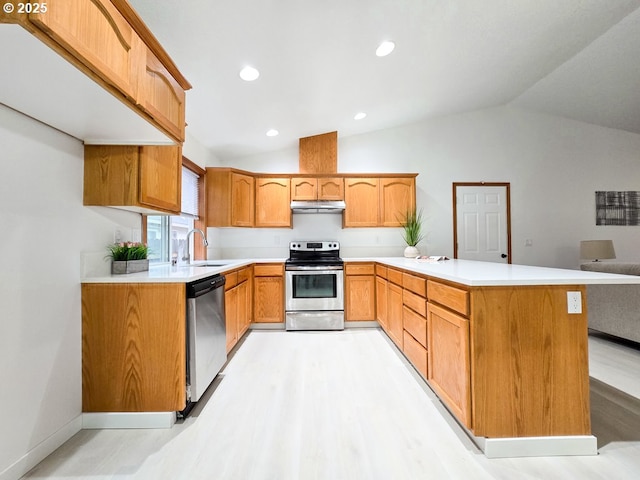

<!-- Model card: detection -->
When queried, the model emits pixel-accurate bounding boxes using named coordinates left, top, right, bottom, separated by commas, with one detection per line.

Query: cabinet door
left=254, top=276, right=284, bottom=323
left=318, top=177, right=344, bottom=200
left=387, top=282, right=404, bottom=349
left=225, top=286, right=238, bottom=353
left=376, top=276, right=388, bottom=331
left=231, top=173, right=255, bottom=227
left=139, top=145, right=181, bottom=213
left=255, top=177, right=291, bottom=227
left=136, top=45, right=186, bottom=142
left=427, top=302, right=471, bottom=428
left=344, top=178, right=379, bottom=227
left=30, top=0, right=138, bottom=100
left=380, top=177, right=416, bottom=227
left=291, top=177, right=317, bottom=200
left=345, top=274, right=376, bottom=321
left=237, top=276, right=251, bottom=338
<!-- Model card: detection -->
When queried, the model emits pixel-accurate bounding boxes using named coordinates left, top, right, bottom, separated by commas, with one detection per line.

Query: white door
left=454, top=184, right=510, bottom=263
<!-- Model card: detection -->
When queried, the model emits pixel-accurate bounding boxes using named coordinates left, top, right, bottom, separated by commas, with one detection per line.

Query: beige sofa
left=580, top=262, right=640, bottom=344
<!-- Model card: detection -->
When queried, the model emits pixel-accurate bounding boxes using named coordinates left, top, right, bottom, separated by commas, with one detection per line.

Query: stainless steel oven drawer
left=285, top=311, right=345, bottom=331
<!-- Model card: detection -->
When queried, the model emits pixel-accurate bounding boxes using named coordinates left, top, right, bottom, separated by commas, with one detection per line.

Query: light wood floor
left=23, top=329, right=640, bottom=480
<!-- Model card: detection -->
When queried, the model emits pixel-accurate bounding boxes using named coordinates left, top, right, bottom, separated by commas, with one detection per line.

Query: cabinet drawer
left=403, top=289, right=427, bottom=317
left=403, top=273, right=426, bottom=296
left=387, top=268, right=403, bottom=286
left=237, top=266, right=252, bottom=283
left=345, top=263, right=375, bottom=275
left=427, top=280, right=469, bottom=316
left=225, top=271, right=238, bottom=290
left=403, top=331, right=427, bottom=379
left=403, top=306, right=427, bottom=348
left=254, top=263, right=284, bottom=277
left=375, top=264, right=388, bottom=279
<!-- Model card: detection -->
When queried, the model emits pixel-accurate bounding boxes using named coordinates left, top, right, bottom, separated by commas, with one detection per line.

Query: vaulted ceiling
left=129, top=0, right=640, bottom=160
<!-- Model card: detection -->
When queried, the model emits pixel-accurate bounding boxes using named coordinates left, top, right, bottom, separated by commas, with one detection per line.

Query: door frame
left=452, top=182, right=512, bottom=263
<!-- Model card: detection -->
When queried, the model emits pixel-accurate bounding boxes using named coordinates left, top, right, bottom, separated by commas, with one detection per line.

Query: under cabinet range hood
left=291, top=200, right=346, bottom=214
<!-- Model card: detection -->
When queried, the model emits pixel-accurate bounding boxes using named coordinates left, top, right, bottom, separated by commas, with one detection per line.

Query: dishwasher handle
left=187, top=274, right=226, bottom=298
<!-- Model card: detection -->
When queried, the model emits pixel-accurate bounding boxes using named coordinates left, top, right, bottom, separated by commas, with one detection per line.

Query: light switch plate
left=567, top=291, right=582, bottom=314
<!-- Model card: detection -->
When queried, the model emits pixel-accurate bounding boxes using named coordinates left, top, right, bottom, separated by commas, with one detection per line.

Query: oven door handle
left=285, top=265, right=344, bottom=271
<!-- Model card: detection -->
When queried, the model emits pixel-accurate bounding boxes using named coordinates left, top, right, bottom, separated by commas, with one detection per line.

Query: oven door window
left=292, top=274, right=337, bottom=299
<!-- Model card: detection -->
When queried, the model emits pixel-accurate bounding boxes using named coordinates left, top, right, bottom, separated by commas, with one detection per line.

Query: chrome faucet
left=183, top=228, right=209, bottom=264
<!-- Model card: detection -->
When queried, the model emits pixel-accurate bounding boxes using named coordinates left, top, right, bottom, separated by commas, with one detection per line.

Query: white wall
left=209, top=106, right=640, bottom=268
left=0, top=105, right=142, bottom=480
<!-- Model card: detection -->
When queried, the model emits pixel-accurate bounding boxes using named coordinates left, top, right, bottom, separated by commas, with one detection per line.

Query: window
left=146, top=160, right=204, bottom=264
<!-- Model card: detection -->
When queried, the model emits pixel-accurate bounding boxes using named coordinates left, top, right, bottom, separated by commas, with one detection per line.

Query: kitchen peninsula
left=82, top=258, right=640, bottom=458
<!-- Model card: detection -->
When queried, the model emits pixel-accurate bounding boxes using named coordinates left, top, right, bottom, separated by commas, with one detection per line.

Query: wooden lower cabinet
left=403, top=330, right=427, bottom=378
left=81, top=283, right=186, bottom=412
left=427, top=302, right=472, bottom=428
left=225, top=267, right=253, bottom=353
left=375, top=274, right=388, bottom=331
left=387, top=281, right=404, bottom=349
left=225, top=272, right=239, bottom=353
left=345, top=263, right=376, bottom=321
left=253, top=263, right=285, bottom=323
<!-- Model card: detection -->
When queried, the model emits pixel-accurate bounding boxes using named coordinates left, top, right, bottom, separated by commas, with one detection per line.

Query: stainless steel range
left=285, top=241, right=344, bottom=331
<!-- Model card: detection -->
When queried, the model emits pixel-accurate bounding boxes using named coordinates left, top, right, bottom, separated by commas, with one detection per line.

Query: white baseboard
left=481, top=435, right=598, bottom=458
left=0, top=415, right=82, bottom=480
left=82, top=412, right=176, bottom=429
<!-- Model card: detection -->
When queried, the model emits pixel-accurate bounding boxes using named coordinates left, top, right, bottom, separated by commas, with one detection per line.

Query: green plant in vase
left=106, top=242, right=150, bottom=274
left=400, top=208, right=424, bottom=257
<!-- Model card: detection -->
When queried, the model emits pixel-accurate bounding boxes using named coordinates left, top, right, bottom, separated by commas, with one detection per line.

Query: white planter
left=404, top=246, right=420, bottom=258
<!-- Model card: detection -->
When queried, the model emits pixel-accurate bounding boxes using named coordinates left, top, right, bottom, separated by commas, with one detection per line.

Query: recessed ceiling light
left=354, top=112, right=367, bottom=120
left=376, top=40, right=395, bottom=57
left=266, top=129, right=279, bottom=137
left=239, top=66, right=260, bottom=81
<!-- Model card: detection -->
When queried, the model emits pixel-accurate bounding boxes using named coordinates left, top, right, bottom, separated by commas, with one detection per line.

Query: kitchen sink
left=194, top=263, right=226, bottom=267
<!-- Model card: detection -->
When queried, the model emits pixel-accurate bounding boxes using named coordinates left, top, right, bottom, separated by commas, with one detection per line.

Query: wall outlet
left=567, top=291, right=582, bottom=314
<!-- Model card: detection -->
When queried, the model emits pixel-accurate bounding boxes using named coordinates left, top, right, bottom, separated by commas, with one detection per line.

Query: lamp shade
left=580, top=240, right=616, bottom=261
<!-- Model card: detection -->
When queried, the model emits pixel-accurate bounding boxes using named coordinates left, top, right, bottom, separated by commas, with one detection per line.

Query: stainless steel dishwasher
left=183, top=274, right=226, bottom=415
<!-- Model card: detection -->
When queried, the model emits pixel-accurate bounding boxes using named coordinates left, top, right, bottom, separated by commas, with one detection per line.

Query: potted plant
left=400, top=208, right=424, bottom=257
left=106, top=242, right=150, bottom=274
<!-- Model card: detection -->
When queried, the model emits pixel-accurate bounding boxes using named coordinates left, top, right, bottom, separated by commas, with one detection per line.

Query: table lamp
left=580, top=240, right=616, bottom=262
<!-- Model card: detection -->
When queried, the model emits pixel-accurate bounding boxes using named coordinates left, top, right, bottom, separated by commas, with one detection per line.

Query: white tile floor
left=22, top=329, right=640, bottom=480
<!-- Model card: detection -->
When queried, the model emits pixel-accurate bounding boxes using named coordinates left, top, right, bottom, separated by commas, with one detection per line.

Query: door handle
left=501, top=254, right=508, bottom=258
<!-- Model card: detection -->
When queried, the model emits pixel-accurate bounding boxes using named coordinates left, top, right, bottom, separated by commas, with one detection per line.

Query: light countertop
left=82, top=257, right=640, bottom=286
left=346, top=257, right=640, bottom=286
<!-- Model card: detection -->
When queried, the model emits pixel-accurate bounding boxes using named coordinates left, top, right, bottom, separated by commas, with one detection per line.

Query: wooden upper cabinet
left=318, top=177, right=344, bottom=200
left=29, top=0, right=139, bottom=100
left=380, top=177, right=416, bottom=227
left=84, top=144, right=181, bottom=215
left=232, top=173, right=255, bottom=227
left=138, top=145, right=182, bottom=213
left=299, top=131, right=337, bottom=174
left=291, top=177, right=317, bottom=201
left=344, top=178, right=379, bottom=227
left=136, top=44, right=186, bottom=142
left=206, top=169, right=254, bottom=227
left=291, top=177, right=344, bottom=201
left=255, top=177, right=291, bottom=227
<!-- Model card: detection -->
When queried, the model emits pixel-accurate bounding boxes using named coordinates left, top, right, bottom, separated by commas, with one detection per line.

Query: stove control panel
left=289, top=241, right=340, bottom=252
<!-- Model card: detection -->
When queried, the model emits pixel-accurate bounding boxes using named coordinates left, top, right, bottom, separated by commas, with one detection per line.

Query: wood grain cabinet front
left=291, top=177, right=344, bottom=201
left=7, top=0, right=191, bottom=144
left=84, top=144, right=181, bottom=215
left=253, top=264, right=285, bottom=323
left=81, top=283, right=186, bottom=412
left=28, top=0, right=139, bottom=100
left=206, top=169, right=255, bottom=227
left=255, top=177, right=291, bottom=227
left=345, top=263, right=376, bottom=321
left=136, top=44, right=186, bottom=142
